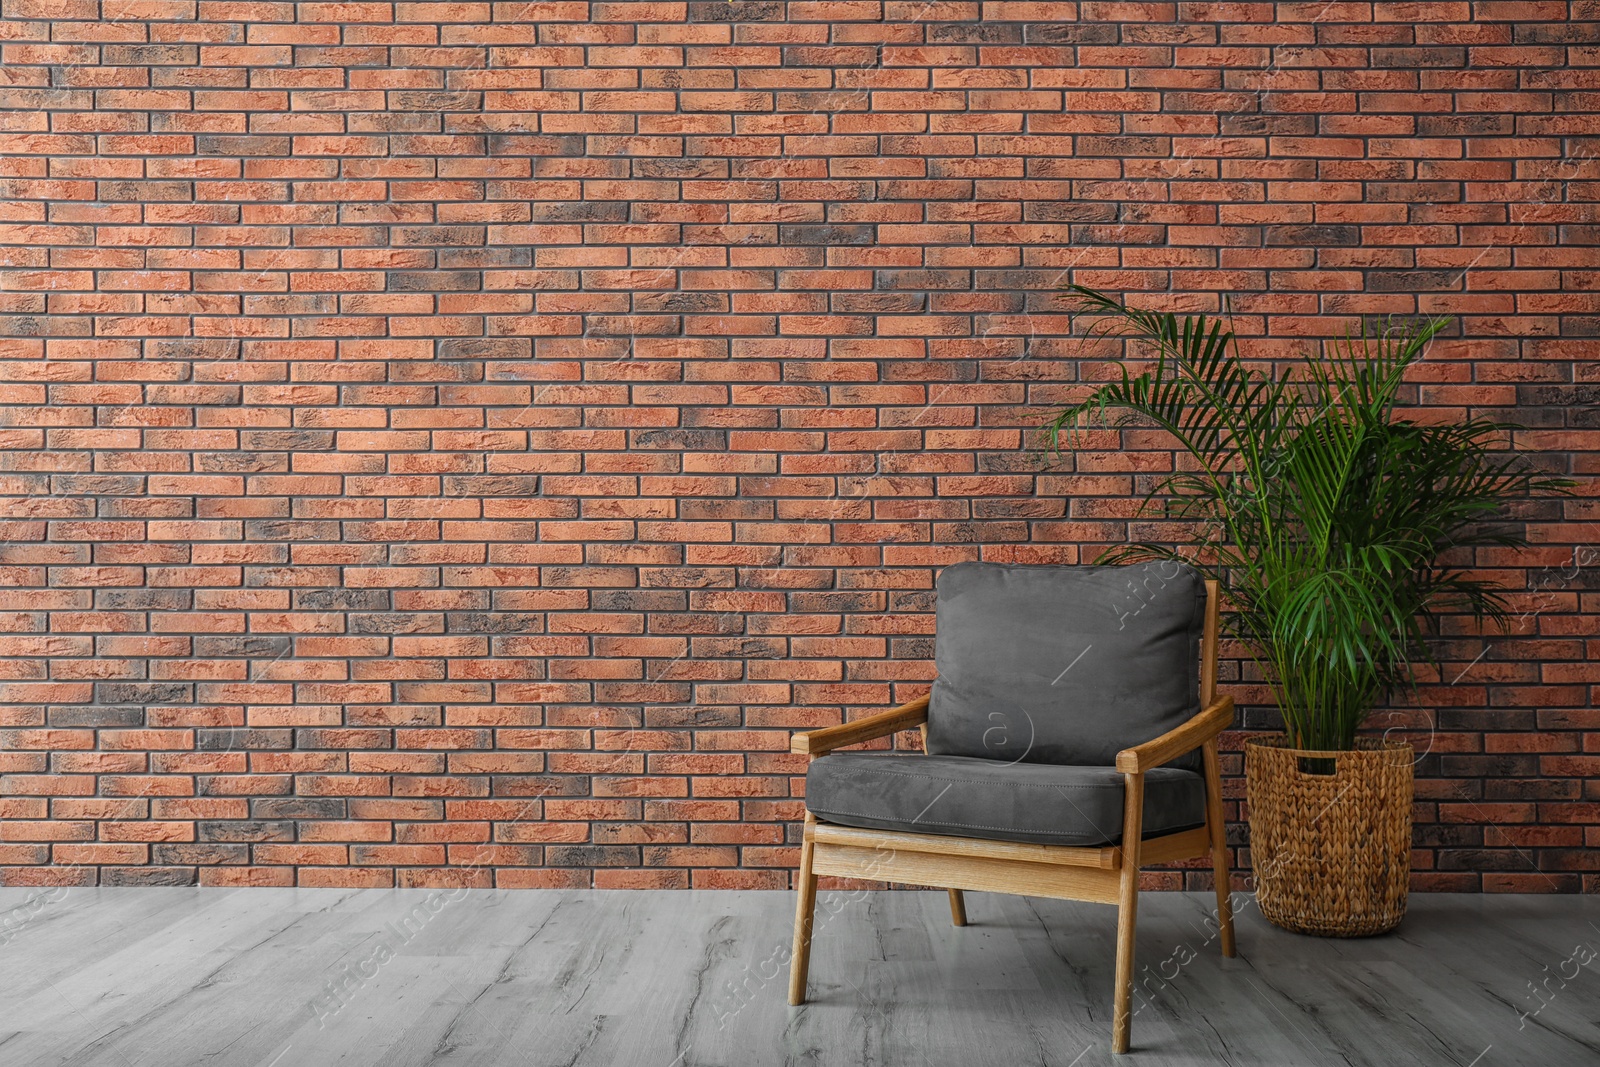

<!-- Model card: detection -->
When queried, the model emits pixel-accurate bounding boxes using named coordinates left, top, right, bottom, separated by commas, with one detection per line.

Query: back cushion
left=926, top=561, right=1206, bottom=769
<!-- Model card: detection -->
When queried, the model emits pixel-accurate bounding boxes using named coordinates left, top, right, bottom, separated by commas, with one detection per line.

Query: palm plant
left=1045, top=285, right=1570, bottom=752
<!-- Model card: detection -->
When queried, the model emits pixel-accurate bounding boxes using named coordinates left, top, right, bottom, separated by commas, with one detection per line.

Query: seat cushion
left=927, top=561, right=1206, bottom=771
left=805, top=752, right=1206, bottom=848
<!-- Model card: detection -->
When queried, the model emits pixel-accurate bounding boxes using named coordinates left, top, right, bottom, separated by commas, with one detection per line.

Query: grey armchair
left=787, top=562, right=1237, bottom=1054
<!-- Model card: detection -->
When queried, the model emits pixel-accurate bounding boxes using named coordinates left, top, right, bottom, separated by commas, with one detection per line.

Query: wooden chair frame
left=787, top=580, right=1236, bottom=1054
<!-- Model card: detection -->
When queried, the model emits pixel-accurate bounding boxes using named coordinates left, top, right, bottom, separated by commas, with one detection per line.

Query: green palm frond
left=1042, top=285, right=1574, bottom=750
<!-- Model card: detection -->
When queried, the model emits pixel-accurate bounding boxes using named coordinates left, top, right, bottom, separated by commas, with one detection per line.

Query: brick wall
left=0, top=1, right=1595, bottom=891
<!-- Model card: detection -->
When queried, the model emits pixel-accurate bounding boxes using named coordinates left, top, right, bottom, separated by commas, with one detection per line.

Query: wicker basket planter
left=1245, top=736, right=1413, bottom=937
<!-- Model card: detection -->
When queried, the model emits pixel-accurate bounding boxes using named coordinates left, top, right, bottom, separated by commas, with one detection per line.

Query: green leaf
left=1041, top=287, right=1571, bottom=750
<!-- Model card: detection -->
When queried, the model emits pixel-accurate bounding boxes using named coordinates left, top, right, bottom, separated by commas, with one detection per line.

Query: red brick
left=0, top=0, right=1593, bottom=892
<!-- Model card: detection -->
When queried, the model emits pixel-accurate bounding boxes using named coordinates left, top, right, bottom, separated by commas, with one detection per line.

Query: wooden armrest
left=790, top=695, right=930, bottom=757
left=1115, top=695, right=1234, bottom=774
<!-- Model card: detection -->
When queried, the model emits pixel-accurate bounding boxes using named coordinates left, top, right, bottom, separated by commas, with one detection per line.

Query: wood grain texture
left=1115, top=696, right=1236, bottom=774
left=1203, top=737, right=1237, bottom=959
left=811, top=843, right=1124, bottom=905
left=809, top=823, right=1121, bottom=870
left=789, top=813, right=819, bottom=1005
left=1112, top=771, right=1145, bottom=1054
left=1133, top=826, right=1213, bottom=868
left=947, top=888, right=968, bottom=928
left=791, top=696, right=931, bottom=756
left=0, top=888, right=1593, bottom=1067
left=1201, top=579, right=1220, bottom=706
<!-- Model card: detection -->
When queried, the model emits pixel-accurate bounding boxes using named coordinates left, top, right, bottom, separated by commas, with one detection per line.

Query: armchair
left=787, top=562, right=1236, bottom=1054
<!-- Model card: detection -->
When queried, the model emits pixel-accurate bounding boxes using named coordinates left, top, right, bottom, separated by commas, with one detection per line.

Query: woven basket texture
left=1246, top=736, right=1413, bottom=937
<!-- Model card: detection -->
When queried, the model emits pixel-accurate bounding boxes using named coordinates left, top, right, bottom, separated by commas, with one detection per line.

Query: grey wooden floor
left=0, top=888, right=1595, bottom=1067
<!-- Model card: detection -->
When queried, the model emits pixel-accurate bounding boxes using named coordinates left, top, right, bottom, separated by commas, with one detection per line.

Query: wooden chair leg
left=788, top=820, right=819, bottom=1005
left=947, top=888, right=968, bottom=927
left=1202, top=739, right=1236, bottom=958
left=1112, top=772, right=1144, bottom=1055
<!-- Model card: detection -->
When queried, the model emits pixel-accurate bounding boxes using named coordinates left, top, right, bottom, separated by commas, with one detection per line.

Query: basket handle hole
left=1297, top=755, right=1338, bottom=776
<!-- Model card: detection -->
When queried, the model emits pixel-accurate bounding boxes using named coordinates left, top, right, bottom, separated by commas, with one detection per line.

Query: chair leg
left=788, top=821, right=819, bottom=1006
left=947, top=888, right=968, bottom=927
left=1202, top=739, right=1236, bottom=958
left=1112, top=773, right=1145, bottom=1055
left=1209, top=851, right=1236, bottom=959
left=1112, top=863, right=1141, bottom=1053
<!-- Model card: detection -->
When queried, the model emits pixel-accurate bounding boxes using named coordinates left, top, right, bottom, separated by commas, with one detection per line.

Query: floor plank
left=0, top=888, right=1595, bottom=1066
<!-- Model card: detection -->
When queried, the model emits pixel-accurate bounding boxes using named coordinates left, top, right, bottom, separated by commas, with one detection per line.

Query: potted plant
left=1042, top=285, right=1569, bottom=936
